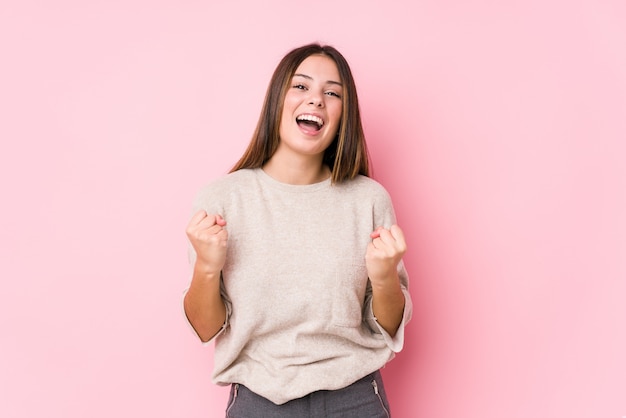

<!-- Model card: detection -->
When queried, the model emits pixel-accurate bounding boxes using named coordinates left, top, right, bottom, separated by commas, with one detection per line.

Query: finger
left=366, top=241, right=380, bottom=254
left=372, top=227, right=406, bottom=256
left=215, top=214, right=227, bottom=226
left=389, top=225, right=407, bottom=249
left=376, top=225, right=406, bottom=248
left=197, top=213, right=227, bottom=229
left=371, top=237, right=385, bottom=250
left=375, top=228, right=397, bottom=247
left=370, top=226, right=383, bottom=239
left=189, top=210, right=208, bottom=225
left=202, top=223, right=227, bottom=236
left=196, top=215, right=218, bottom=229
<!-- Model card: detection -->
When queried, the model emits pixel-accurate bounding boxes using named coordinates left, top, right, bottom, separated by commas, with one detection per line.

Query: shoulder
left=197, top=169, right=255, bottom=192
left=192, top=169, right=257, bottom=209
left=335, top=175, right=392, bottom=201
left=335, top=176, right=398, bottom=223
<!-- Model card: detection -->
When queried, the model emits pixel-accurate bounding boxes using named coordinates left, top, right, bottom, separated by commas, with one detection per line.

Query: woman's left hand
left=365, top=225, right=407, bottom=286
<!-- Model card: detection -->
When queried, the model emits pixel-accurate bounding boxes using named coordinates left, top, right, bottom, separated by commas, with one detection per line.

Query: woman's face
left=277, top=54, right=343, bottom=160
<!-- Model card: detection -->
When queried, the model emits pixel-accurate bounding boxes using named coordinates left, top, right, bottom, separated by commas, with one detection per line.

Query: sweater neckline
left=254, top=168, right=332, bottom=192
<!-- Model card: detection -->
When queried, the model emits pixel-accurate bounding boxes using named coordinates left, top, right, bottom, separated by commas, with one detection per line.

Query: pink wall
left=1, top=1, right=625, bottom=417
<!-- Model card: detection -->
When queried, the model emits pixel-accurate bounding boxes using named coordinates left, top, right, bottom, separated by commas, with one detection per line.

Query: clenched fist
left=186, top=210, right=228, bottom=276
left=365, top=225, right=407, bottom=286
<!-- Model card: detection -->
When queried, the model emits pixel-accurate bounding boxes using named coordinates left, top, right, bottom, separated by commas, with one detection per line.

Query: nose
left=308, top=90, right=324, bottom=107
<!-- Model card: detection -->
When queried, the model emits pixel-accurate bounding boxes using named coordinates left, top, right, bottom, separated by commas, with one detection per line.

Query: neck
left=262, top=154, right=330, bottom=185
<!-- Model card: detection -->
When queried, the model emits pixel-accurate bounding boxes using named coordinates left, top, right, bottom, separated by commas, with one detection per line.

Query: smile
left=296, top=114, right=324, bottom=132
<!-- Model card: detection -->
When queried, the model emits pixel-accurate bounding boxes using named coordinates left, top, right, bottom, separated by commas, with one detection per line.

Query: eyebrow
left=293, top=73, right=342, bottom=87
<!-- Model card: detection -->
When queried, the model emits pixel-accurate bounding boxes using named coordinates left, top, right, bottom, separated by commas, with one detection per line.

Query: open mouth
left=296, top=114, right=324, bottom=132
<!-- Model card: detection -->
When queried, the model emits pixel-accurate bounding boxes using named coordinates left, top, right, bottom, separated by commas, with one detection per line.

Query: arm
left=366, top=225, right=407, bottom=338
left=183, top=210, right=229, bottom=342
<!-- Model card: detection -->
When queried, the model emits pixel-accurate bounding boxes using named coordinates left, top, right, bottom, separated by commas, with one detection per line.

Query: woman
left=184, top=43, right=412, bottom=417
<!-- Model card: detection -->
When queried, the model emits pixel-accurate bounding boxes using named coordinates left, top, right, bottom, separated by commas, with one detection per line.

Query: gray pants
left=225, top=370, right=391, bottom=418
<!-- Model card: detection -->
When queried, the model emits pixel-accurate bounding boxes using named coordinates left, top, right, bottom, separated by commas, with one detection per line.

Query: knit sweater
left=186, top=168, right=412, bottom=405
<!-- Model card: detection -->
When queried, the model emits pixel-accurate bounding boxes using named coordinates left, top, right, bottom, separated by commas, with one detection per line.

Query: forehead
left=293, top=54, right=341, bottom=82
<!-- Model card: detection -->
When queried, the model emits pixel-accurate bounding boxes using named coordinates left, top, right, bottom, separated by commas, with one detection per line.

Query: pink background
left=1, top=1, right=625, bottom=417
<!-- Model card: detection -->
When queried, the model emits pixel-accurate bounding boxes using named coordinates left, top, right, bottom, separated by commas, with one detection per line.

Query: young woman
left=184, top=43, right=412, bottom=417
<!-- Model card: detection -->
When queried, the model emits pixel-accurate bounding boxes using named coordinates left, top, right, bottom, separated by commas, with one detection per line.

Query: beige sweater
left=186, top=168, right=412, bottom=405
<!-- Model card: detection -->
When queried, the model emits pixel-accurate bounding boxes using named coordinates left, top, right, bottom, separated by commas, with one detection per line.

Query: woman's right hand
left=186, top=210, right=228, bottom=276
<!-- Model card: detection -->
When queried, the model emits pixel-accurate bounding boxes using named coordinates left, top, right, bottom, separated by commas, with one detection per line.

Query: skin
left=184, top=55, right=406, bottom=342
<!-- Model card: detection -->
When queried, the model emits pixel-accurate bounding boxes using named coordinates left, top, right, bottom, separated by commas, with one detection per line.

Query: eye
left=325, top=91, right=341, bottom=98
left=293, top=84, right=307, bottom=90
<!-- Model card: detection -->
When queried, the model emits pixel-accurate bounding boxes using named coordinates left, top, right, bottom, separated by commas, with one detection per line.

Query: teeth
left=296, top=114, right=324, bottom=128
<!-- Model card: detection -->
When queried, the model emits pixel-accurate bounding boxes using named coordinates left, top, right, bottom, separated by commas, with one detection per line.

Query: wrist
left=370, top=272, right=401, bottom=292
left=193, top=261, right=222, bottom=280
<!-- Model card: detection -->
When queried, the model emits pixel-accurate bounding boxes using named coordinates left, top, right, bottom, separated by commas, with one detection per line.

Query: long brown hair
left=230, top=43, right=370, bottom=183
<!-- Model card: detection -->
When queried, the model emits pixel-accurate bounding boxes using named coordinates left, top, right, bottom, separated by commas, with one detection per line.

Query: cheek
left=331, top=104, right=343, bottom=126
left=327, top=116, right=341, bottom=138
left=282, top=91, right=299, bottom=109
left=279, top=98, right=295, bottom=127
